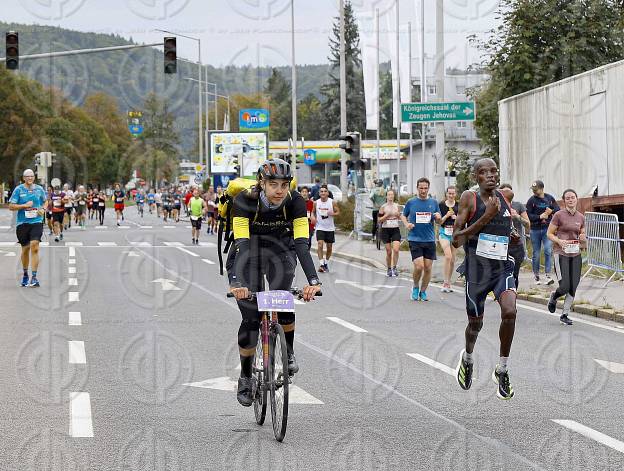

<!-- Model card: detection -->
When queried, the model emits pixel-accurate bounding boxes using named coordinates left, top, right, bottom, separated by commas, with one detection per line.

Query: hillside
left=1, top=22, right=332, bottom=156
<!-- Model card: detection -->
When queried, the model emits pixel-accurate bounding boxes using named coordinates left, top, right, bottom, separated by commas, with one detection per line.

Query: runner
left=499, top=184, right=530, bottom=289
left=112, top=184, right=125, bottom=226
left=172, top=189, right=182, bottom=222
left=184, top=187, right=193, bottom=217
left=49, top=185, right=66, bottom=242
left=97, top=190, right=106, bottom=225
left=311, top=184, right=340, bottom=273
left=189, top=187, right=207, bottom=245
left=74, top=185, right=88, bottom=230
left=300, top=186, right=315, bottom=249
left=87, top=189, right=95, bottom=220
left=147, top=189, right=156, bottom=214
left=204, top=186, right=218, bottom=234
left=400, top=178, right=442, bottom=301
left=161, top=189, right=171, bottom=222
left=547, top=189, right=585, bottom=326
left=45, top=185, right=54, bottom=235
left=453, top=158, right=518, bottom=400
left=62, top=183, right=74, bottom=230
left=9, top=169, right=47, bottom=287
left=136, top=189, right=145, bottom=218
left=154, top=189, right=162, bottom=217
left=378, top=189, right=402, bottom=277
left=228, top=158, right=321, bottom=406
left=370, top=179, right=386, bottom=242
left=438, top=186, right=459, bottom=292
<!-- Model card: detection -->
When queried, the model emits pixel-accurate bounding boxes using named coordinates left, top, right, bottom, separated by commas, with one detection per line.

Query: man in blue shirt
left=9, top=169, right=48, bottom=287
left=526, top=180, right=559, bottom=285
left=400, top=178, right=441, bottom=301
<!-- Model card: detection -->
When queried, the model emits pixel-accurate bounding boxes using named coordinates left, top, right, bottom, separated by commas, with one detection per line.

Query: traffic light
left=6, top=31, right=19, bottom=70
left=164, top=37, right=177, bottom=74
left=339, top=132, right=361, bottom=163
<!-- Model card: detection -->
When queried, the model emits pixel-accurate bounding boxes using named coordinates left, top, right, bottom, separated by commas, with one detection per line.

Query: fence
left=582, top=212, right=624, bottom=286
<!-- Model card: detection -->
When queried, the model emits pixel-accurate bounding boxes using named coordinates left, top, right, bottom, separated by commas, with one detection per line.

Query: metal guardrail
left=582, top=212, right=624, bottom=286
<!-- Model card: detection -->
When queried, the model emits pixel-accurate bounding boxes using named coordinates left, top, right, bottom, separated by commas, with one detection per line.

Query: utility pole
left=434, top=0, right=445, bottom=199
left=291, top=0, right=299, bottom=179
left=421, top=0, right=427, bottom=181
left=339, top=0, right=348, bottom=201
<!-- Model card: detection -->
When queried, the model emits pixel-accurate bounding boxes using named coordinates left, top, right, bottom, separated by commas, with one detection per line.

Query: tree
left=320, top=0, right=366, bottom=139
left=297, top=93, right=323, bottom=140
left=264, top=69, right=292, bottom=141
left=446, top=146, right=473, bottom=193
left=471, top=0, right=624, bottom=158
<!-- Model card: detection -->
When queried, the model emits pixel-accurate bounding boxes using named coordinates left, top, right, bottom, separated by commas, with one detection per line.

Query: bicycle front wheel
left=269, top=323, right=289, bottom=442
left=253, top=333, right=267, bottom=425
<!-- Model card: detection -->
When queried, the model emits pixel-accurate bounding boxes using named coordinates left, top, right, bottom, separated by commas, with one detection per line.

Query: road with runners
left=0, top=207, right=623, bottom=470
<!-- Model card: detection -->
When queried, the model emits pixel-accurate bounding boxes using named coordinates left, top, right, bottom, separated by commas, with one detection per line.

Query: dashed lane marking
left=552, top=420, right=624, bottom=454
left=68, top=341, right=86, bottom=364
left=68, top=312, right=82, bottom=326
left=69, top=392, right=93, bottom=438
left=326, top=317, right=367, bottom=333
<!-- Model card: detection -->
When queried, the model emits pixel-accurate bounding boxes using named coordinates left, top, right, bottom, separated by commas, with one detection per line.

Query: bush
left=334, top=197, right=355, bottom=232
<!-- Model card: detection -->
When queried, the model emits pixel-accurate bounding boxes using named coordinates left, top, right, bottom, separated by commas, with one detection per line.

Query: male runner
left=147, top=189, right=156, bottom=214
left=9, top=169, right=47, bottom=287
left=189, top=187, right=207, bottom=244
left=136, top=189, right=145, bottom=217
left=453, top=158, right=518, bottom=400
left=62, top=183, right=74, bottom=229
left=112, top=184, right=125, bottom=226
left=154, top=189, right=162, bottom=217
left=49, top=185, right=67, bottom=241
left=311, top=184, right=340, bottom=273
left=74, top=185, right=88, bottom=229
left=172, top=189, right=182, bottom=222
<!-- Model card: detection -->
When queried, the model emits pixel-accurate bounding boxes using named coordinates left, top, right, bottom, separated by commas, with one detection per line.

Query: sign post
left=401, top=102, right=476, bottom=123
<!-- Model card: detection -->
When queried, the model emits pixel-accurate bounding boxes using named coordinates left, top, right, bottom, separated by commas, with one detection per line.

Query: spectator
left=526, top=180, right=559, bottom=285
left=310, top=176, right=321, bottom=200
left=369, top=179, right=387, bottom=241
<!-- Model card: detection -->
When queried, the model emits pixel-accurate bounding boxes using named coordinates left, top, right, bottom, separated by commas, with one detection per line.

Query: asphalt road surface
left=0, top=207, right=623, bottom=470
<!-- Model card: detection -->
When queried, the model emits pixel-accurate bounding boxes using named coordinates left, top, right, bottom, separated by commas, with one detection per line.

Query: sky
left=6, top=0, right=500, bottom=69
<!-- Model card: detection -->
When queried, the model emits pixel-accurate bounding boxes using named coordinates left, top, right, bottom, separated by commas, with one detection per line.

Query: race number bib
left=64, top=203, right=72, bottom=208
left=318, top=208, right=329, bottom=218
left=564, top=240, right=580, bottom=254
left=25, top=209, right=38, bottom=219
left=79, top=200, right=86, bottom=205
left=93, top=199, right=99, bottom=203
left=384, top=218, right=399, bottom=228
left=476, top=233, right=509, bottom=260
left=444, top=226, right=454, bottom=236
left=415, top=212, right=431, bottom=224
left=99, top=202, right=105, bottom=207
left=53, top=200, right=61, bottom=207
left=190, top=215, right=200, bottom=221
left=116, top=198, right=123, bottom=203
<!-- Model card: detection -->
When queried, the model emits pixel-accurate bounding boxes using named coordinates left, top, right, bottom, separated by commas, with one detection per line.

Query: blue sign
left=304, top=149, right=317, bottom=166
left=239, top=109, right=270, bottom=130
left=129, top=124, right=144, bottom=137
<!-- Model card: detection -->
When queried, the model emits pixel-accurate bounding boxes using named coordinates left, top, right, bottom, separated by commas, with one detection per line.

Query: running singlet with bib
left=114, top=191, right=125, bottom=204
left=51, top=192, right=65, bottom=212
left=314, top=198, right=335, bottom=232
left=189, top=197, right=203, bottom=220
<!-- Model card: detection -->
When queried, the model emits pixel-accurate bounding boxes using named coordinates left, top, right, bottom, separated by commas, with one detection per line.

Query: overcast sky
left=6, top=0, right=500, bottom=69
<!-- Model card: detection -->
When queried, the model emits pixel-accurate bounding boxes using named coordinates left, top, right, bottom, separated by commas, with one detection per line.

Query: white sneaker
left=545, top=274, right=554, bottom=285
left=534, top=275, right=541, bottom=285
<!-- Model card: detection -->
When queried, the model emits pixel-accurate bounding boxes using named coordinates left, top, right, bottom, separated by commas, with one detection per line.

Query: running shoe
left=29, top=276, right=40, bottom=288
left=548, top=292, right=557, bottom=313
left=59, top=233, right=63, bottom=240
left=392, top=267, right=399, bottom=277
left=318, top=265, right=326, bottom=273
left=545, top=274, right=554, bottom=285
left=54, top=236, right=59, bottom=243
left=387, top=268, right=392, bottom=277
left=456, top=349, right=473, bottom=390
left=534, top=275, right=541, bottom=285
left=21, top=275, right=29, bottom=287
left=236, top=376, right=255, bottom=407
left=419, top=291, right=428, bottom=302
left=560, top=314, right=573, bottom=326
left=411, top=287, right=420, bottom=301
left=323, top=263, right=329, bottom=273
left=492, top=367, right=514, bottom=400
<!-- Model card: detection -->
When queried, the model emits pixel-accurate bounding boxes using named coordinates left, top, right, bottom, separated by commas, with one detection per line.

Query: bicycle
left=227, top=287, right=321, bottom=442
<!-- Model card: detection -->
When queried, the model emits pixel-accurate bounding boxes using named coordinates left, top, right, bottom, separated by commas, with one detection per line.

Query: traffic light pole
left=0, top=42, right=162, bottom=63
left=339, top=0, right=348, bottom=201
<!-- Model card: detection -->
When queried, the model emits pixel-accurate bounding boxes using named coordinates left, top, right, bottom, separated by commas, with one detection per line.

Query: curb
left=310, top=246, right=385, bottom=269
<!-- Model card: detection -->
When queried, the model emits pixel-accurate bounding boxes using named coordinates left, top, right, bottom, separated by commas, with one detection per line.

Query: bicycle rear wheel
left=253, top=333, right=267, bottom=425
left=269, top=323, right=289, bottom=442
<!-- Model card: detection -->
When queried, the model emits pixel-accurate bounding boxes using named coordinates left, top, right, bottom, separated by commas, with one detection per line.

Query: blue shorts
left=463, top=255, right=516, bottom=317
left=439, top=231, right=453, bottom=242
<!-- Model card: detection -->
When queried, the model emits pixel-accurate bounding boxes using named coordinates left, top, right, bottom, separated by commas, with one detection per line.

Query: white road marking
left=334, top=279, right=378, bottom=292
left=0, top=225, right=11, bottom=229
left=69, top=259, right=76, bottom=265
left=406, top=353, right=456, bottom=377
left=163, top=226, right=175, bottom=229
left=97, top=242, right=117, bottom=246
left=185, top=225, right=192, bottom=229
left=176, top=247, right=199, bottom=257
left=66, top=242, right=83, bottom=247
left=40, top=242, right=49, bottom=246
left=68, top=341, right=86, bottom=364
left=594, top=359, right=624, bottom=374
left=69, top=392, right=94, bottom=438
left=119, top=226, right=130, bottom=229
left=68, top=267, right=76, bottom=274
left=198, top=241, right=216, bottom=247
left=95, top=226, right=107, bottom=229
left=4, top=252, right=15, bottom=257
left=326, top=317, right=367, bottom=333
left=68, top=247, right=76, bottom=256
left=184, top=377, right=323, bottom=404
left=164, top=242, right=184, bottom=247
left=516, top=302, right=624, bottom=335
left=68, top=292, right=79, bottom=302
left=151, top=278, right=181, bottom=291
left=68, top=278, right=78, bottom=286
left=139, top=225, right=153, bottom=229
left=552, top=420, right=624, bottom=454
left=201, top=259, right=215, bottom=265
left=127, top=251, right=140, bottom=257
left=0, top=242, right=16, bottom=246
left=130, top=241, right=151, bottom=247
left=69, top=312, right=82, bottom=326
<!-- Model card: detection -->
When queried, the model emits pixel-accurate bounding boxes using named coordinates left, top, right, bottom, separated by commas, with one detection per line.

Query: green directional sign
left=401, top=101, right=476, bottom=123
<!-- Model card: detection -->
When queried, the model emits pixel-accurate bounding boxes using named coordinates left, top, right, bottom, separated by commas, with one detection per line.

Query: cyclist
left=8, top=169, right=47, bottom=287
left=453, top=158, right=518, bottom=400
left=547, top=189, right=585, bottom=326
left=189, top=187, right=207, bottom=245
left=378, top=188, right=401, bottom=277
left=228, top=158, right=322, bottom=407
left=311, top=184, right=340, bottom=273
left=112, top=183, right=125, bottom=226
left=438, top=186, right=459, bottom=292
left=136, top=189, right=145, bottom=218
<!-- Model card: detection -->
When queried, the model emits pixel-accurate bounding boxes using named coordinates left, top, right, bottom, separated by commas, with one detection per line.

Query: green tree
left=264, top=69, right=292, bottom=141
left=297, top=93, right=323, bottom=140
left=471, top=0, right=624, bottom=158
left=320, top=0, right=366, bottom=139
left=446, top=146, right=473, bottom=193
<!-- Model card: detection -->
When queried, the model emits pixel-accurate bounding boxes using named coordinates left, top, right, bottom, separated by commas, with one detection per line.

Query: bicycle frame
left=260, top=310, right=278, bottom=388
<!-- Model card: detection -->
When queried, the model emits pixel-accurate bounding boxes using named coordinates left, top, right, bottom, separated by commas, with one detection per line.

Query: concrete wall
left=499, top=59, right=624, bottom=203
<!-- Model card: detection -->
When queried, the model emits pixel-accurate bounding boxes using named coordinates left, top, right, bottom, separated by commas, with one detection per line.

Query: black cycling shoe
left=548, top=292, right=557, bottom=313
left=287, top=352, right=299, bottom=376
left=237, top=376, right=255, bottom=407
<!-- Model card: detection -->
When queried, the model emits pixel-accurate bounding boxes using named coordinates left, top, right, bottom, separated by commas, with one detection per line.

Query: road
left=0, top=207, right=623, bottom=470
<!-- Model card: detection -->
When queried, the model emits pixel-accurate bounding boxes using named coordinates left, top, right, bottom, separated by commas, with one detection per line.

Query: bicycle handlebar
left=226, top=287, right=322, bottom=299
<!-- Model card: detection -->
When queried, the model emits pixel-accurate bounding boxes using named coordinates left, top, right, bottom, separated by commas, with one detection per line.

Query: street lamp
left=155, top=29, right=203, bottom=167
left=184, top=76, right=218, bottom=131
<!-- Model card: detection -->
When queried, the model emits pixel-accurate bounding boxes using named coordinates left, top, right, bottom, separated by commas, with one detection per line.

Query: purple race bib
left=256, top=290, right=295, bottom=312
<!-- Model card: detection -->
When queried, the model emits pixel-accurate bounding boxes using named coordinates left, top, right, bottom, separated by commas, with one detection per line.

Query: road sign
left=239, top=109, right=270, bottom=131
left=127, top=110, right=144, bottom=136
left=401, top=101, right=476, bottom=123
left=304, top=149, right=317, bottom=166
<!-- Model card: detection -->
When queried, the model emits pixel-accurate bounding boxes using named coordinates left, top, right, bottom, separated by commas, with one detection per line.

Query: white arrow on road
left=594, top=359, right=624, bottom=374
left=183, top=377, right=323, bottom=404
left=335, top=279, right=378, bottom=292
left=151, top=278, right=181, bottom=291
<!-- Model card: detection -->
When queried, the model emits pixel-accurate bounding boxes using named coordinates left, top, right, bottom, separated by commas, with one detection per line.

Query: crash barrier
left=582, top=211, right=624, bottom=286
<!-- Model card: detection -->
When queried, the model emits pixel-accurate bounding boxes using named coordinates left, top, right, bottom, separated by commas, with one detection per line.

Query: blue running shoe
left=21, top=275, right=29, bottom=287
left=419, top=291, right=428, bottom=302
left=411, top=287, right=420, bottom=301
left=29, top=276, right=40, bottom=288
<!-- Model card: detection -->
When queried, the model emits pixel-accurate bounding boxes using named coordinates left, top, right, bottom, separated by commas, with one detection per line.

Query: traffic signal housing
left=164, top=37, right=177, bottom=74
left=6, top=31, right=19, bottom=70
left=339, top=132, right=361, bottom=163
